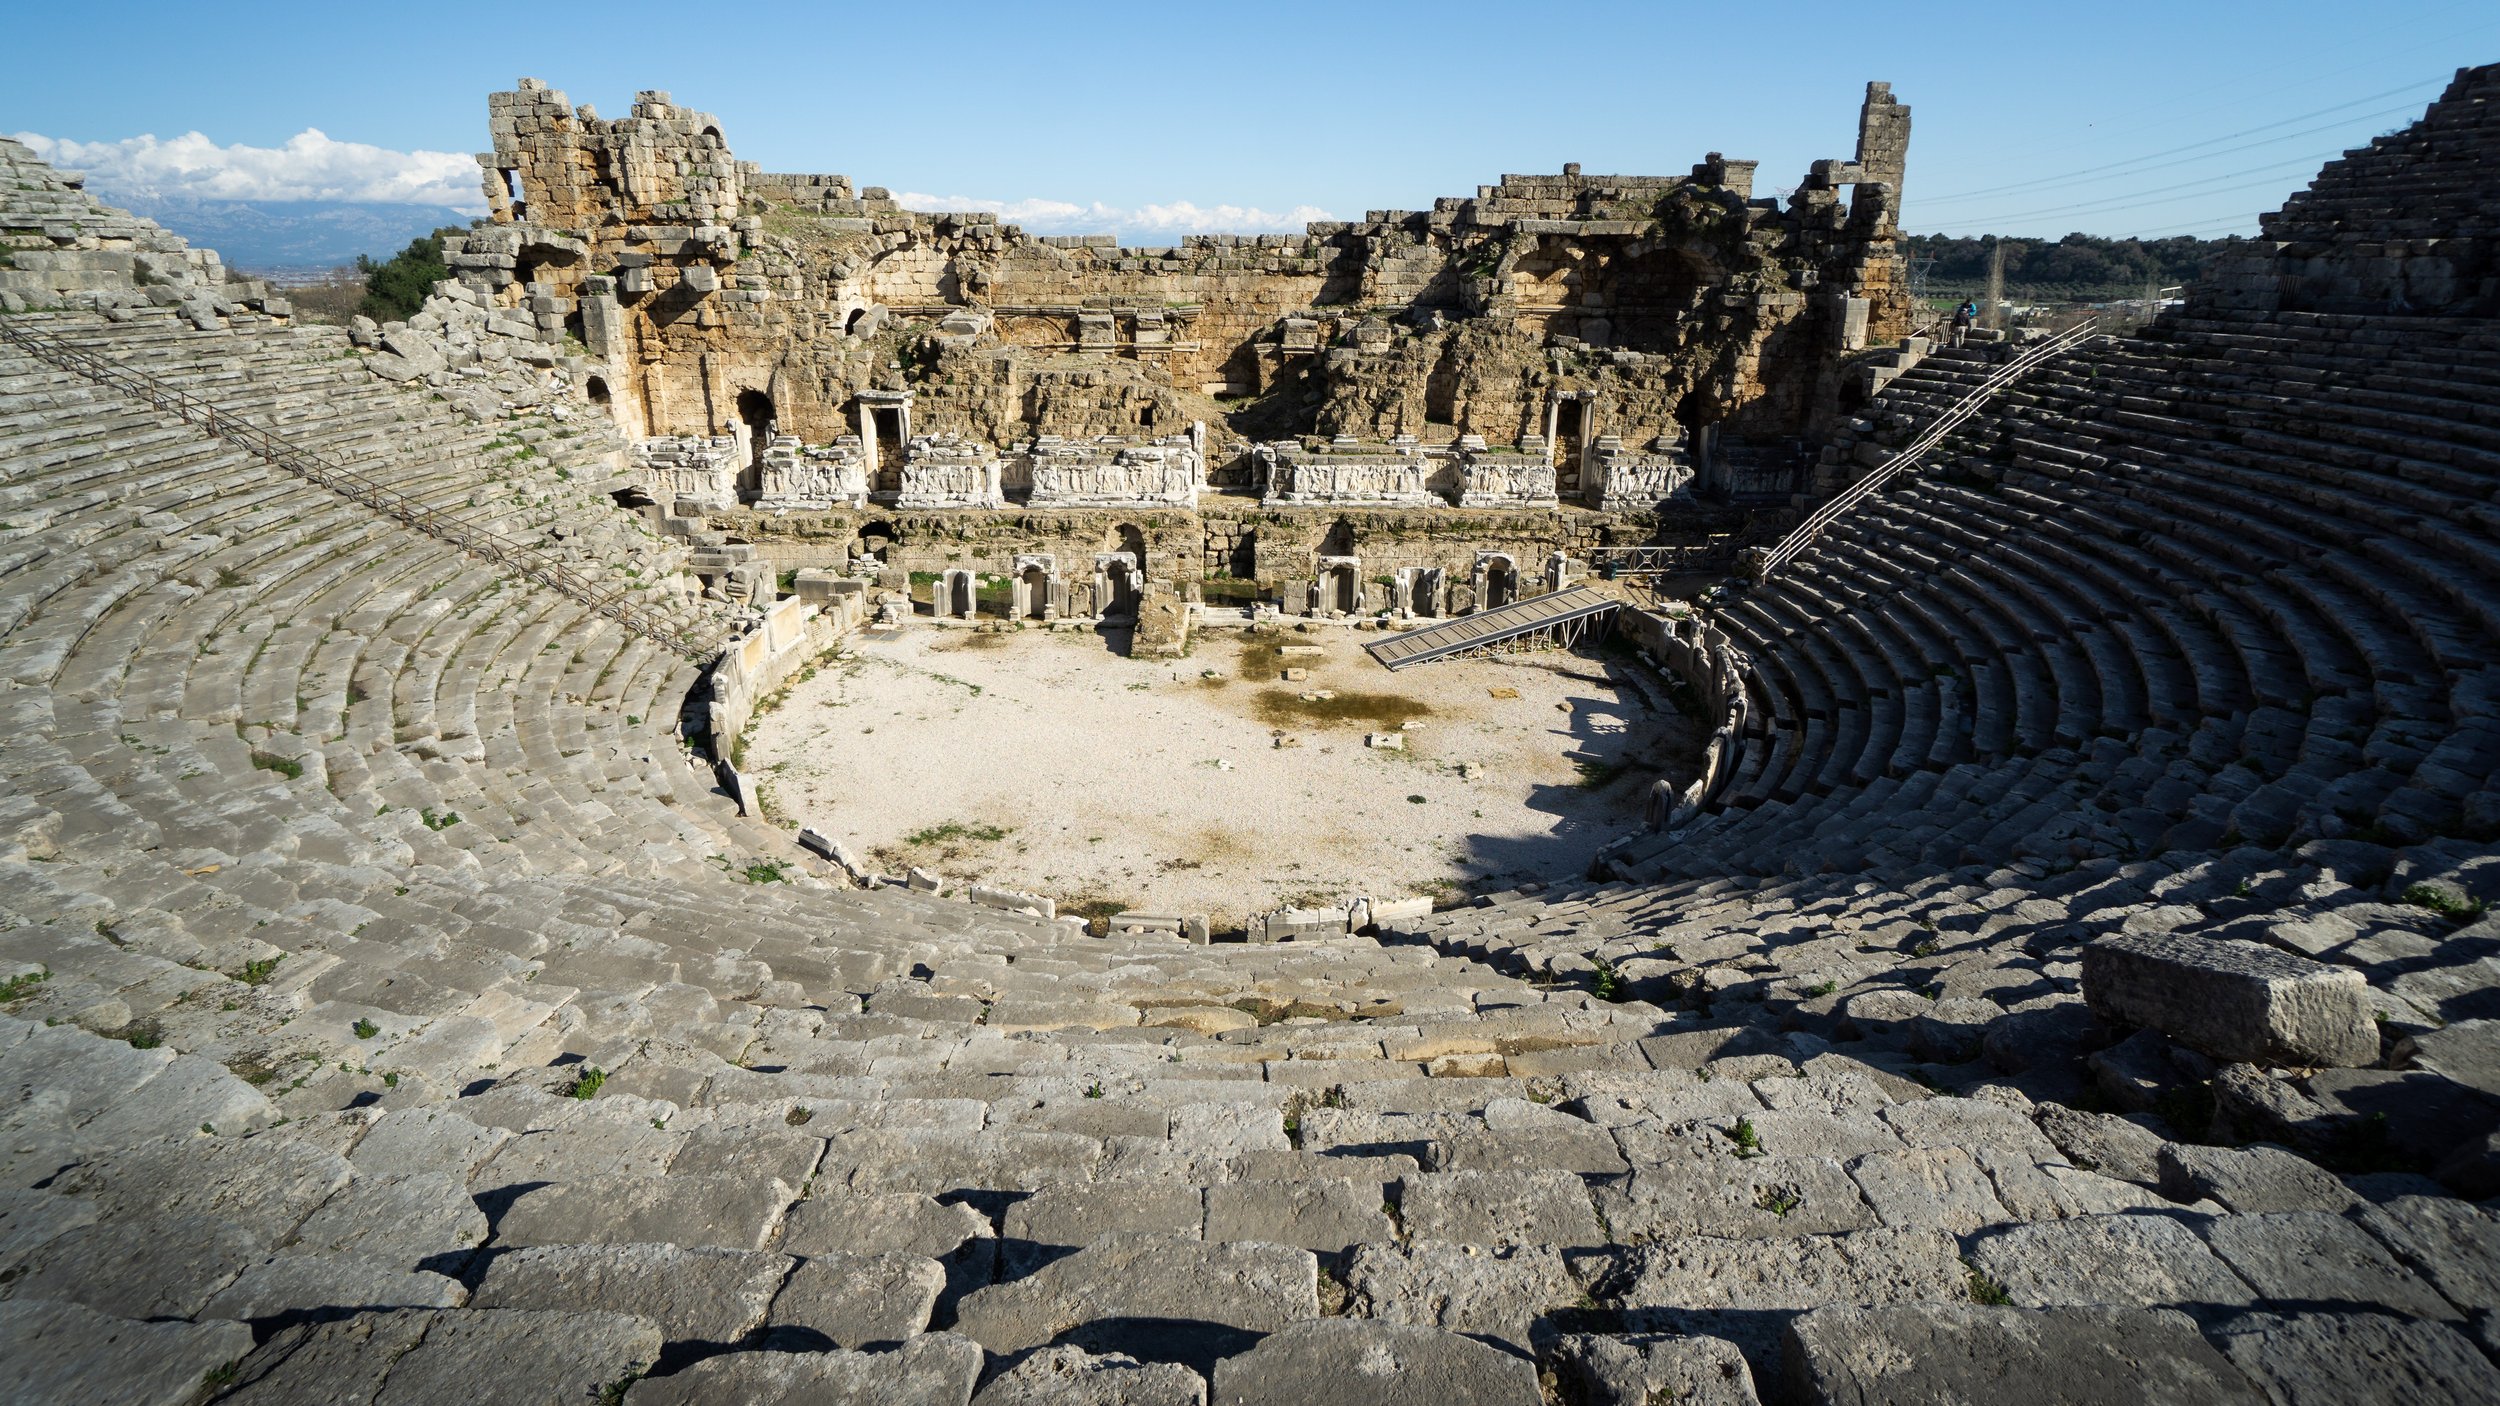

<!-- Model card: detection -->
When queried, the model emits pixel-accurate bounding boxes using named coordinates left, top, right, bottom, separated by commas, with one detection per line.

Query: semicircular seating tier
left=5, top=72, right=2500, bottom=1406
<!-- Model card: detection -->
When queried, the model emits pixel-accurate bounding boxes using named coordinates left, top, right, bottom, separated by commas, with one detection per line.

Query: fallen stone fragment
left=2081, top=934, right=2377, bottom=1067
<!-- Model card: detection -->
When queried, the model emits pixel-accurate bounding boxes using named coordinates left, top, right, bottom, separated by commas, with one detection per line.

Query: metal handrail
left=1753, top=320, right=2102, bottom=583
left=0, top=317, right=735, bottom=663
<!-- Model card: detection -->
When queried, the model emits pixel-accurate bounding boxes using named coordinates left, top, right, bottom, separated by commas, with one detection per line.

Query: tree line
left=1904, top=231, right=2247, bottom=303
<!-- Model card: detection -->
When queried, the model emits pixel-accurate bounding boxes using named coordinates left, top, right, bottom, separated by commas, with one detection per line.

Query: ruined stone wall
left=448, top=75, right=1911, bottom=519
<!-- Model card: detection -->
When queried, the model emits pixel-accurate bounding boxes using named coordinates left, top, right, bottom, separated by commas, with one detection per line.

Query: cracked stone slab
left=2153, top=1143, right=2359, bottom=1214
left=2353, top=1193, right=2500, bottom=1311
left=46, top=1132, right=351, bottom=1240
left=492, top=1172, right=797, bottom=1250
left=201, top=1252, right=466, bottom=1321
left=1599, top=1156, right=1876, bottom=1240
left=1346, top=1239, right=1581, bottom=1352
left=2211, top=1310, right=2500, bottom=1406
left=1598, top=1227, right=1965, bottom=1312
left=0, top=1297, right=254, bottom=1406
left=970, top=1344, right=1206, bottom=1406
left=1781, top=1304, right=2263, bottom=1405
left=766, top=1251, right=943, bottom=1348
left=1845, top=1147, right=2011, bottom=1234
left=218, top=1307, right=436, bottom=1406
left=9, top=1212, right=262, bottom=1318
left=471, top=1243, right=791, bottom=1344
left=1965, top=1212, right=2254, bottom=1310
left=0, top=1186, right=95, bottom=1277
left=2199, top=1210, right=2455, bottom=1320
left=1396, top=1169, right=1602, bottom=1248
left=953, top=1232, right=1313, bottom=1370
left=780, top=1191, right=993, bottom=1259
left=1205, top=1178, right=1393, bottom=1252
left=347, top=1107, right=512, bottom=1180
left=1209, top=1319, right=1540, bottom=1406
left=624, top=1332, right=983, bottom=1406
left=1003, top=1182, right=1202, bottom=1250
left=291, top=1171, right=487, bottom=1263
left=373, top=1308, right=661, bottom=1406
left=1541, top=1331, right=1760, bottom=1406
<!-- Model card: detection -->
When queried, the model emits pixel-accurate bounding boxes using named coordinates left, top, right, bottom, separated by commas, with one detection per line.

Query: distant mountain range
left=110, top=196, right=478, bottom=277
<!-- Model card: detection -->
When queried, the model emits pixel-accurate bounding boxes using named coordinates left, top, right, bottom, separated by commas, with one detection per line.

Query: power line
left=1940, top=153, right=2340, bottom=229
left=1999, top=14, right=2497, bottom=157
left=1913, top=77, right=2441, bottom=205
left=1910, top=99, right=2431, bottom=208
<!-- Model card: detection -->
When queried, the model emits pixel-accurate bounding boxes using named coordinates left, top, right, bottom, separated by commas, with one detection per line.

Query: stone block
left=1210, top=1320, right=1539, bottom=1406
left=1964, top=1212, right=2253, bottom=1310
left=0, top=1298, right=255, bottom=1406
left=1542, top=1332, right=1760, bottom=1406
left=2082, top=934, right=2377, bottom=1066
left=1781, top=1304, right=2262, bottom=1405
left=952, top=1233, right=1314, bottom=1369
left=2211, top=1310, right=2500, bottom=1406
left=970, top=1345, right=1205, bottom=1406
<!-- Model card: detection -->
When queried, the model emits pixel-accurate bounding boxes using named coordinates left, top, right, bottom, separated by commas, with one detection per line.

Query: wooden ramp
left=1364, top=585, right=1621, bottom=671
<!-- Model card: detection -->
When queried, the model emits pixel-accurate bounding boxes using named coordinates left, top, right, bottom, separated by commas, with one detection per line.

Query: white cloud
left=895, top=191, right=1334, bottom=238
left=10, top=129, right=486, bottom=210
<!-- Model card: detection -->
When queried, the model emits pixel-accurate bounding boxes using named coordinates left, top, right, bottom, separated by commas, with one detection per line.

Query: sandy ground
left=747, top=623, right=1704, bottom=928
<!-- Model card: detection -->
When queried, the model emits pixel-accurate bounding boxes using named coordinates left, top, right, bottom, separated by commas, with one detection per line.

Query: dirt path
left=746, top=624, right=1703, bottom=928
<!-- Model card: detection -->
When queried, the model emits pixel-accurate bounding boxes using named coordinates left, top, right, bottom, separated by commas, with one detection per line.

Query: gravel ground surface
left=747, top=623, right=1704, bottom=928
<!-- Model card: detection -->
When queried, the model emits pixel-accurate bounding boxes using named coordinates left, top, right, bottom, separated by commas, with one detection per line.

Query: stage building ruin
left=420, top=76, right=1914, bottom=611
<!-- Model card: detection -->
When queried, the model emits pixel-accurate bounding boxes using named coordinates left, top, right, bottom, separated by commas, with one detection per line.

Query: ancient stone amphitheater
left=3, top=65, right=2499, bottom=1406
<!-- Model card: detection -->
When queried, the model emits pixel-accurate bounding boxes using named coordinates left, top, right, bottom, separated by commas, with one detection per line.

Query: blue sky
left=7, top=1, right=2494, bottom=243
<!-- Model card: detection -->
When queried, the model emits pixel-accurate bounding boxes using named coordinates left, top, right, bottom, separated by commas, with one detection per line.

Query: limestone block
left=0, top=1298, right=255, bottom=1406
left=625, top=1333, right=982, bottom=1406
left=1781, top=1305, right=2262, bottom=1406
left=201, top=1251, right=467, bottom=1321
left=1598, top=1226, right=1965, bottom=1312
left=370, top=1308, right=662, bottom=1406
left=1964, top=1213, right=2253, bottom=1310
left=766, top=1251, right=944, bottom=1347
left=2082, top=934, right=2378, bottom=1066
left=1543, top=1332, right=1759, bottom=1406
left=970, top=1345, right=1205, bottom=1406
left=2211, top=1311, right=2500, bottom=1406
left=493, top=1172, right=798, bottom=1251
left=471, top=1243, right=790, bottom=1343
left=1398, top=1169, right=1603, bottom=1248
left=952, top=1232, right=1314, bottom=1368
left=2201, top=1210, right=2454, bottom=1320
left=1210, top=1319, right=1541, bottom=1406
left=1346, top=1240, right=1580, bottom=1351
left=1205, top=1178, right=1390, bottom=1251
left=2153, top=1143, right=2357, bottom=1214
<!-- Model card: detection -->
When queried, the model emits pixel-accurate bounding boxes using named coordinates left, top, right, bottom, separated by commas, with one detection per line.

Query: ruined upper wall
left=449, top=76, right=1910, bottom=472
left=2196, top=62, right=2498, bottom=317
left=481, top=79, right=743, bottom=230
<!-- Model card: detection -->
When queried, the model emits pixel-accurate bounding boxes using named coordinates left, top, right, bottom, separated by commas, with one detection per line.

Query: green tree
left=355, top=227, right=463, bottom=323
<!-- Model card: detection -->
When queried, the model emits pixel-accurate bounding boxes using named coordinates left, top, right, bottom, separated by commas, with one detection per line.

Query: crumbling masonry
left=439, top=78, right=1912, bottom=523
